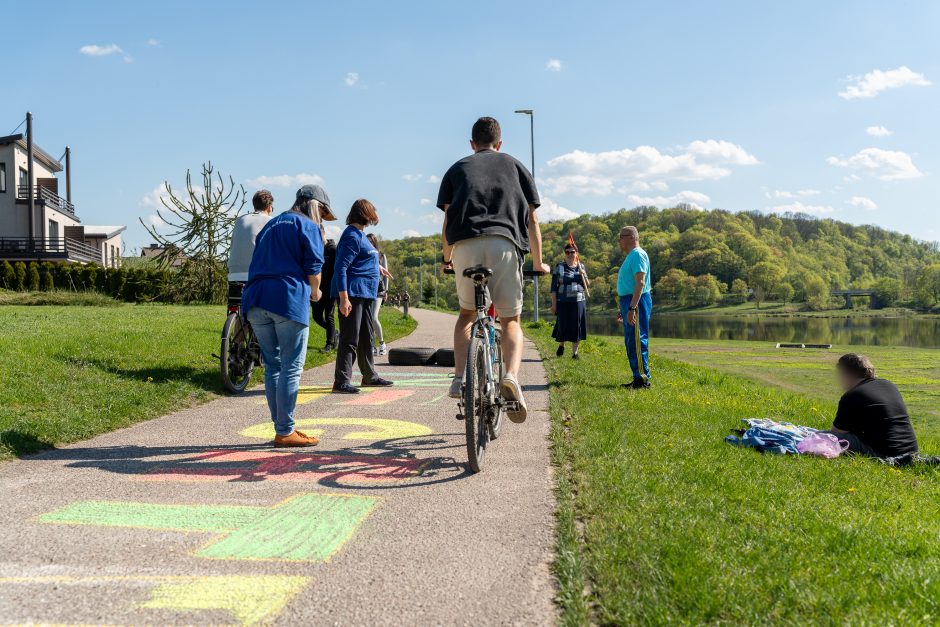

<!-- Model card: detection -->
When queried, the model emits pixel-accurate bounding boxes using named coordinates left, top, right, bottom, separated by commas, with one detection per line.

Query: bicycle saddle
left=462, top=265, right=493, bottom=279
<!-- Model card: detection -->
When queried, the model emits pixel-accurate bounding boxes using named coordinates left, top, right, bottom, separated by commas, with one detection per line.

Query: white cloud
left=866, top=125, right=893, bottom=137
left=428, top=175, right=440, bottom=184
left=537, top=197, right=579, bottom=221
left=419, top=212, right=444, bottom=226
left=848, top=196, right=878, bottom=210
left=323, top=224, right=342, bottom=240
left=79, top=44, right=123, bottom=56
left=344, top=72, right=360, bottom=87
left=545, top=58, right=563, bottom=72
left=826, top=147, right=922, bottom=181
left=244, top=173, right=324, bottom=189
left=543, top=140, right=758, bottom=196
left=419, top=198, right=432, bottom=206
left=764, top=189, right=820, bottom=200
left=769, top=201, right=835, bottom=215
left=146, top=38, right=161, bottom=47
left=402, top=229, right=421, bottom=238
left=402, top=174, right=423, bottom=182
left=627, top=190, right=711, bottom=210
left=838, top=66, right=931, bottom=100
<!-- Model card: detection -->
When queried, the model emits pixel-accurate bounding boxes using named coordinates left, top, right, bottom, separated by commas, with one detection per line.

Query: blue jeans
left=246, top=307, right=309, bottom=437
left=619, top=292, right=651, bottom=381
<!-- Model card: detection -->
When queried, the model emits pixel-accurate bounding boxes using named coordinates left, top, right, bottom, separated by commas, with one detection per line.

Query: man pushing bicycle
left=438, top=116, right=550, bottom=423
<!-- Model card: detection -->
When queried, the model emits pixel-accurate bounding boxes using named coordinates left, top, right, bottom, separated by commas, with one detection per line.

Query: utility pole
left=434, top=260, right=439, bottom=307
left=419, top=257, right=424, bottom=305
left=26, top=112, right=35, bottom=243
left=65, top=146, right=72, bottom=205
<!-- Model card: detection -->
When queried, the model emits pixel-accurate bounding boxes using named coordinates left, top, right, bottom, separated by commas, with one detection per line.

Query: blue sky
left=4, top=0, right=939, bottom=251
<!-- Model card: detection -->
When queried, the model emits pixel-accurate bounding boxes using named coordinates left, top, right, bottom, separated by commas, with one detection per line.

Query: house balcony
left=16, top=185, right=78, bottom=221
left=0, top=237, right=101, bottom=264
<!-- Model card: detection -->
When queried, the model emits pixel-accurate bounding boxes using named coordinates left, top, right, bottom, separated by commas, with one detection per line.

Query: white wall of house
left=0, top=141, right=62, bottom=239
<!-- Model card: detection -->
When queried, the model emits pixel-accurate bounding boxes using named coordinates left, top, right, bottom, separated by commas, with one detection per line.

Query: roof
left=83, top=225, right=126, bottom=239
left=0, top=133, right=64, bottom=173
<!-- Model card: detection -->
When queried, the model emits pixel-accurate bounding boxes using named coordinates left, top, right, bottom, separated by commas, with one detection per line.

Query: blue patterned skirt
left=552, top=300, right=587, bottom=342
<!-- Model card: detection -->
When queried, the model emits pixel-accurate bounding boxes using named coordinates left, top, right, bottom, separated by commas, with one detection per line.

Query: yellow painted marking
left=0, top=575, right=310, bottom=626
left=240, top=417, right=433, bottom=441
left=256, top=385, right=333, bottom=406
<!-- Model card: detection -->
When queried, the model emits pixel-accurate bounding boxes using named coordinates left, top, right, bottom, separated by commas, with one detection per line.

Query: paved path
left=0, top=309, right=556, bottom=626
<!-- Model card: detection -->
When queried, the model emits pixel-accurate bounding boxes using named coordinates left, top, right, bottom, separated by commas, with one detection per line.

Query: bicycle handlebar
left=441, top=266, right=545, bottom=277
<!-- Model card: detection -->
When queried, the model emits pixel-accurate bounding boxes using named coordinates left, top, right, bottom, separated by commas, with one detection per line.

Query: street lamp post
left=514, top=108, right=539, bottom=322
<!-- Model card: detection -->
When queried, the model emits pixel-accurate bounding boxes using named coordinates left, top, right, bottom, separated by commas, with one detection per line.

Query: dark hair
left=472, top=117, right=501, bottom=147
left=367, top=233, right=380, bottom=250
left=837, top=353, right=876, bottom=380
left=252, top=190, right=273, bottom=212
left=346, top=199, right=379, bottom=226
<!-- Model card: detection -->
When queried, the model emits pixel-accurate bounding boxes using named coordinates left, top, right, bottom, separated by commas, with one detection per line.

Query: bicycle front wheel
left=221, top=313, right=254, bottom=394
left=463, top=332, right=490, bottom=473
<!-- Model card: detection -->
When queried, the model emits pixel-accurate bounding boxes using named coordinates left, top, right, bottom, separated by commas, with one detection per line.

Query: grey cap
left=296, top=184, right=331, bottom=209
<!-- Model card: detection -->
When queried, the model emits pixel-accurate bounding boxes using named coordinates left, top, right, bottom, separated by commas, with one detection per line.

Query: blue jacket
left=242, top=212, right=324, bottom=325
left=331, top=225, right=379, bottom=299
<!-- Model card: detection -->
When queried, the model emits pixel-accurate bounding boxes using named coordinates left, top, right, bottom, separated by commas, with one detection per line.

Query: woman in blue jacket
left=242, top=184, right=328, bottom=446
left=332, top=199, right=394, bottom=393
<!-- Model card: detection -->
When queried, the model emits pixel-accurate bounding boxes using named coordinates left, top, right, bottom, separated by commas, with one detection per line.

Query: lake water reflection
left=577, top=312, right=940, bottom=349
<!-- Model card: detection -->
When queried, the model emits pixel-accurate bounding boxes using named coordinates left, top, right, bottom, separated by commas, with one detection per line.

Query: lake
left=576, top=312, right=940, bottom=349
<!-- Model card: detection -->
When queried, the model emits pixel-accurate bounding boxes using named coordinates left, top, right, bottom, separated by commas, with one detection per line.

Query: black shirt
left=437, top=149, right=540, bottom=253
left=321, top=239, right=337, bottom=292
left=833, top=378, right=918, bottom=457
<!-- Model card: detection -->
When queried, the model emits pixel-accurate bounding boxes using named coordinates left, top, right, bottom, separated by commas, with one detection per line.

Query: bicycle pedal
left=455, top=413, right=465, bottom=421
left=211, top=353, right=221, bottom=360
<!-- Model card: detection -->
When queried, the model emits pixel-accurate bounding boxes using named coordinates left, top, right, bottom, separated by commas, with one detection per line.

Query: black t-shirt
left=833, top=378, right=918, bottom=457
left=321, top=239, right=337, bottom=289
left=437, top=149, right=540, bottom=253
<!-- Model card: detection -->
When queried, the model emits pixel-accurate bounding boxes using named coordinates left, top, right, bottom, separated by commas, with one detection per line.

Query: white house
left=0, top=115, right=125, bottom=267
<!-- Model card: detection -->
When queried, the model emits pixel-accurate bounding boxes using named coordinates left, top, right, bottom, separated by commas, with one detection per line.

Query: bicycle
left=219, top=282, right=261, bottom=394
left=445, top=265, right=544, bottom=472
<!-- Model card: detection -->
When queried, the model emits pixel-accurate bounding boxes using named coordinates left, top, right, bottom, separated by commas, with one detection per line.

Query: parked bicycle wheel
left=220, top=312, right=254, bottom=393
left=463, top=332, right=491, bottom=472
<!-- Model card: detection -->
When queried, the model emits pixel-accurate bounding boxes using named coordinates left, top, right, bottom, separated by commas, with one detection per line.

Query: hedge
left=0, top=260, right=175, bottom=303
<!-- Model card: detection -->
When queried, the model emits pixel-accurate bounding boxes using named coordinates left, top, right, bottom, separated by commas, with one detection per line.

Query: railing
left=0, top=237, right=101, bottom=264
left=16, top=185, right=77, bottom=219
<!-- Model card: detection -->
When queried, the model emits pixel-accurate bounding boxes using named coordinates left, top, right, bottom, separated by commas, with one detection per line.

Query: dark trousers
left=334, top=297, right=376, bottom=386
left=311, top=297, right=337, bottom=345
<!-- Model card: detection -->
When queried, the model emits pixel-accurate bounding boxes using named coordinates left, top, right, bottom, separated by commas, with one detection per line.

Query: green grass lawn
left=528, top=328, right=940, bottom=625
left=0, top=304, right=415, bottom=460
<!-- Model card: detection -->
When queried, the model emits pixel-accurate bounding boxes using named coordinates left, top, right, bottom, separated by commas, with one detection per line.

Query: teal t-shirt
left=617, top=247, right=652, bottom=296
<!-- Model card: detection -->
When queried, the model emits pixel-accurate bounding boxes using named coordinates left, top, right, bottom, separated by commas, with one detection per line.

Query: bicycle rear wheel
left=463, top=332, right=490, bottom=473
left=221, top=313, right=254, bottom=394
left=489, top=329, right=505, bottom=440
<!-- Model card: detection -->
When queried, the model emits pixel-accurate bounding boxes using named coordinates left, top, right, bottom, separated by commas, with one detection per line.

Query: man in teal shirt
left=617, top=226, right=652, bottom=388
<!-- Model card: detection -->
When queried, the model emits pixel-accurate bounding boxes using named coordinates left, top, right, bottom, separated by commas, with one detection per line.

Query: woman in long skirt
left=550, top=243, right=589, bottom=359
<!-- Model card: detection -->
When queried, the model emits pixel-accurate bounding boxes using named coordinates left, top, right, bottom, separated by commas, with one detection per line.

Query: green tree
left=915, top=263, right=940, bottom=307
left=40, top=266, right=54, bottom=291
left=747, top=261, right=785, bottom=309
left=0, top=261, right=14, bottom=290
left=777, top=282, right=794, bottom=305
left=871, top=277, right=902, bottom=308
left=805, top=275, right=830, bottom=311
left=13, top=262, right=27, bottom=291
left=730, top=278, right=748, bottom=304
left=27, top=264, right=40, bottom=291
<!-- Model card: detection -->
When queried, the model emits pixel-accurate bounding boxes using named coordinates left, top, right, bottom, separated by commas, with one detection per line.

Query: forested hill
left=380, top=208, right=940, bottom=311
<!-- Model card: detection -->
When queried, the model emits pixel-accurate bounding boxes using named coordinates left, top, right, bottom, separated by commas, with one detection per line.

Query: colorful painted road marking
left=137, top=449, right=430, bottom=483
left=40, top=492, right=377, bottom=562
left=343, top=388, right=414, bottom=405
left=256, top=385, right=333, bottom=406
left=240, top=417, right=432, bottom=441
left=0, top=575, right=308, bottom=626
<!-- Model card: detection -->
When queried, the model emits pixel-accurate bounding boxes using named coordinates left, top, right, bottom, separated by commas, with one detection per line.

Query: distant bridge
left=830, top=289, right=882, bottom=310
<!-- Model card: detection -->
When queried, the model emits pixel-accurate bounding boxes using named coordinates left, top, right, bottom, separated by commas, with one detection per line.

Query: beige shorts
left=452, top=235, right=524, bottom=317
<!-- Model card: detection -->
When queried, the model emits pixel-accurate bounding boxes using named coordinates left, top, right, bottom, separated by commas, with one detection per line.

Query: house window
left=0, top=163, right=6, bottom=192
left=48, top=219, right=59, bottom=240
left=19, top=167, right=28, bottom=191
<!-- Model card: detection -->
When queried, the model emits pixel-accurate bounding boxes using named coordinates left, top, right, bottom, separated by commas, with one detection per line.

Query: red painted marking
left=343, top=388, right=414, bottom=405
left=138, top=450, right=429, bottom=483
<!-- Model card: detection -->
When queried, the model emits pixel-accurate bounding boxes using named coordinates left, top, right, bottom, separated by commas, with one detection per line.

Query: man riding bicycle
left=438, top=117, right=550, bottom=422
left=228, top=189, right=275, bottom=283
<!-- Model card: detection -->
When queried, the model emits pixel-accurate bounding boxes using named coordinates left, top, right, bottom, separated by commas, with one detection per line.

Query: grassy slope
left=0, top=304, right=415, bottom=459
left=529, top=328, right=940, bottom=625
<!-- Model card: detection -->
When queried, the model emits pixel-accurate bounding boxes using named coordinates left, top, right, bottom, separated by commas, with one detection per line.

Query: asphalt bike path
left=0, top=308, right=556, bottom=626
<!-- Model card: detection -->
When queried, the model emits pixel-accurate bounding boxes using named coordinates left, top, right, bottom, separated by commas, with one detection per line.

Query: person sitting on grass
left=824, top=353, right=919, bottom=458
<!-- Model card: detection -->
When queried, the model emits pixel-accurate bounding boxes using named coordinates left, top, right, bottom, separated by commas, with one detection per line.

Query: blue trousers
left=619, top=293, right=651, bottom=381
left=246, top=307, right=309, bottom=437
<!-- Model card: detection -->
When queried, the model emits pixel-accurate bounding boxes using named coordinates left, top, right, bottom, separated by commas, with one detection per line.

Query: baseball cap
left=296, top=184, right=336, bottom=221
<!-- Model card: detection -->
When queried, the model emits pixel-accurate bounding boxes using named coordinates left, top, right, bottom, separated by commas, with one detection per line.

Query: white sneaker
left=448, top=377, right=463, bottom=399
left=379, top=342, right=387, bottom=355
left=500, top=374, right=527, bottom=423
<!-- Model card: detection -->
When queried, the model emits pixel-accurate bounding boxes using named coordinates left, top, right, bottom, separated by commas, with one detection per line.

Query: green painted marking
left=141, top=575, right=309, bottom=626
left=41, top=493, right=378, bottom=562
